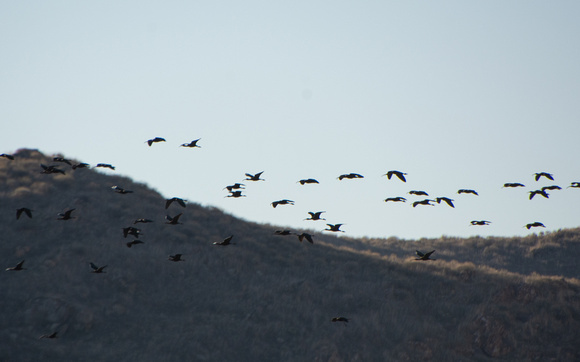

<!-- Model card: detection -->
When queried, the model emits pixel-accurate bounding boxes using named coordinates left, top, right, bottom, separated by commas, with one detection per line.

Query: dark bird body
left=226, top=191, right=246, bottom=198
left=337, top=173, right=364, bottom=180
left=213, top=235, right=234, bottom=246
left=298, top=178, right=319, bottom=185
left=305, top=211, right=326, bottom=221
left=332, top=317, right=349, bottom=325
left=90, top=262, right=107, bottom=273
left=413, top=199, right=434, bottom=207
left=271, top=199, right=294, bottom=208
left=146, top=137, right=166, bottom=146
left=275, top=230, right=293, bottom=235
left=408, top=190, right=428, bottom=196
left=223, top=183, right=245, bottom=192
left=96, top=163, right=115, bottom=170
left=53, top=157, right=72, bottom=165
left=534, top=172, right=554, bottom=181
left=166, top=197, right=187, bottom=209
left=525, top=222, right=546, bottom=229
left=6, top=260, right=26, bottom=271
left=40, top=164, right=65, bottom=175
left=529, top=189, right=549, bottom=200
left=503, top=183, right=525, bottom=188
left=0, top=153, right=14, bottom=160
left=435, top=197, right=455, bottom=208
left=384, top=197, right=406, bottom=203
left=458, top=189, right=478, bottom=195
left=168, top=254, right=184, bottom=262
left=180, top=139, right=201, bottom=148
left=57, top=209, right=75, bottom=220
left=39, top=332, right=58, bottom=339
left=325, top=224, right=345, bottom=232
left=541, top=185, right=561, bottom=192
left=415, top=250, right=436, bottom=261
left=297, top=233, right=314, bottom=244
left=112, top=186, right=133, bottom=194
left=165, top=213, right=183, bottom=225
left=126, top=240, right=144, bottom=248
left=16, top=207, right=33, bottom=219
left=568, top=182, right=580, bottom=189
left=123, top=227, right=142, bottom=238
left=133, top=218, right=154, bottom=224
left=470, top=220, right=491, bottom=226
left=245, top=171, right=265, bottom=181
left=384, top=170, right=407, bottom=182
left=72, top=162, right=90, bottom=170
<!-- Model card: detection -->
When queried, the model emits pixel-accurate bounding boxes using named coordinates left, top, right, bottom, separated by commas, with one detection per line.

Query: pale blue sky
left=2, top=1, right=579, bottom=239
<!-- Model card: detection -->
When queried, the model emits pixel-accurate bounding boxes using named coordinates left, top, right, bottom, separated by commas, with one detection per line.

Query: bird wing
left=16, top=260, right=25, bottom=269
left=416, top=250, right=425, bottom=257
left=165, top=199, right=173, bottom=209
left=424, top=250, right=435, bottom=258
left=303, top=234, right=313, bottom=244
left=177, top=199, right=186, bottom=208
left=90, top=262, right=98, bottom=271
left=395, top=172, right=406, bottom=182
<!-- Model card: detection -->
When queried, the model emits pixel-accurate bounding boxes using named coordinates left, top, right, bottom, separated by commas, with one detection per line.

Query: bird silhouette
left=470, top=220, right=491, bottom=226
left=146, top=137, right=166, bottom=146
left=245, top=171, right=265, bottom=181
left=223, top=183, right=245, bottom=192
left=180, top=138, right=201, bottom=148
left=72, top=162, right=90, bottom=170
left=112, top=186, right=133, bottom=194
left=95, top=163, right=115, bottom=170
left=305, top=211, right=326, bottom=221
left=337, top=173, right=364, bottom=180
left=325, top=224, right=345, bottom=232
left=0, top=153, right=14, bottom=160
left=122, top=227, right=142, bottom=238
left=126, top=240, right=144, bottom=248
left=408, top=190, right=428, bottom=196
left=435, top=197, right=455, bottom=208
left=53, top=157, right=72, bottom=166
left=275, top=230, right=293, bottom=235
left=567, top=182, right=580, bottom=189
left=534, top=172, right=554, bottom=181
left=384, top=170, right=407, bottom=182
left=225, top=190, right=246, bottom=198
left=413, top=199, right=435, bottom=207
left=165, top=213, right=183, bottom=225
left=525, top=222, right=546, bottom=229
left=39, top=332, right=58, bottom=339
left=168, top=254, right=184, bottom=261
left=213, top=235, right=234, bottom=246
left=541, top=185, right=562, bottom=192
left=297, top=178, right=319, bottom=185
left=415, top=250, right=436, bottom=261
left=271, top=199, right=294, bottom=208
left=529, top=189, right=549, bottom=200
left=57, top=209, right=75, bottom=220
left=6, top=260, right=26, bottom=271
left=40, top=164, right=65, bottom=175
left=133, top=218, right=154, bottom=224
left=384, top=197, right=407, bottom=203
left=89, top=262, right=107, bottom=273
left=503, top=183, right=525, bottom=188
left=165, top=197, right=187, bottom=209
left=331, top=317, right=349, bottom=325
left=458, top=189, right=478, bottom=195
left=16, top=207, right=33, bottom=220
left=297, top=232, right=314, bottom=244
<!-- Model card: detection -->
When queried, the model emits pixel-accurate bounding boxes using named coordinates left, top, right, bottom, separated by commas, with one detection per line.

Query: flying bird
left=305, top=211, right=326, bottom=221
left=384, top=197, right=407, bottom=203
left=271, top=199, right=294, bottom=208
left=525, top=222, right=546, bottom=229
left=57, top=209, right=75, bottom=220
left=53, top=157, right=72, bottom=165
left=245, top=171, right=265, bottom=181
left=133, top=218, right=154, bottom=224
left=297, top=178, right=319, bottom=185
left=72, top=162, right=90, bottom=170
left=415, top=250, right=436, bottom=261
left=225, top=191, right=246, bottom=198
left=541, top=185, right=562, bottom=192
left=168, top=254, right=184, bottom=262
left=126, top=240, right=144, bottom=248
left=275, top=230, right=293, bottom=235
left=40, top=164, right=65, bottom=175
left=529, top=189, right=549, bottom=200
left=534, top=172, right=554, bottom=181
left=0, top=153, right=14, bottom=160
left=331, top=317, right=349, bottom=325
left=435, top=197, right=455, bottom=208
left=89, top=262, right=107, bottom=273
left=111, top=186, right=133, bottom=194
left=180, top=138, right=201, bottom=148
left=16, top=207, right=33, bottom=220
left=165, top=213, right=183, bottom=225
left=39, top=332, right=58, bottom=339
left=457, top=189, right=478, bottom=195
left=122, top=227, right=142, bottom=238
left=568, top=182, right=580, bottom=189
left=165, top=197, right=187, bottom=209
left=146, top=137, right=166, bottom=146
left=337, top=173, right=364, bottom=180
left=408, top=190, right=428, bottom=196
left=297, top=232, right=314, bottom=244
left=325, top=224, right=345, bottom=232
left=223, top=183, right=245, bottom=192
left=470, top=220, right=491, bottom=226
left=96, top=163, right=115, bottom=170
left=383, top=170, right=407, bottom=182
left=6, top=260, right=26, bottom=271
left=213, top=235, right=234, bottom=246
left=503, top=183, right=525, bottom=188
left=413, top=199, right=435, bottom=207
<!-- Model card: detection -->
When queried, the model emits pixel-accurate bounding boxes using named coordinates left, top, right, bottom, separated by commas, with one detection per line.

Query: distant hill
left=1, top=148, right=579, bottom=361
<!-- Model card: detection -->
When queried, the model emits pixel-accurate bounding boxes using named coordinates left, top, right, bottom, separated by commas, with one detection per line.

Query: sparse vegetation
left=1, top=149, right=579, bottom=361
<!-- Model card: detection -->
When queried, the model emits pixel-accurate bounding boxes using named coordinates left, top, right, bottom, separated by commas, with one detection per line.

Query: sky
left=1, top=1, right=579, bottom=240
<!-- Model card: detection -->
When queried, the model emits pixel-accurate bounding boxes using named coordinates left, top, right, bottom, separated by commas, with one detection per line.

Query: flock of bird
left=2, top=139, right=580, bottom=335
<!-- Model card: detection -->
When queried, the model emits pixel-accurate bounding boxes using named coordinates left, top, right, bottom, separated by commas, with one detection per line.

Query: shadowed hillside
left=1, top=149, right=579, bottom=361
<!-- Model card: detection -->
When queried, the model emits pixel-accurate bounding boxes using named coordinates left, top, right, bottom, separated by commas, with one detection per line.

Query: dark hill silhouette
left=1, top=149, right=579, bottom=361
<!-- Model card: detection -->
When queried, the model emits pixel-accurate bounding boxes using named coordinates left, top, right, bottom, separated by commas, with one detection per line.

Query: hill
left=1, top=149, right=579, bottom=361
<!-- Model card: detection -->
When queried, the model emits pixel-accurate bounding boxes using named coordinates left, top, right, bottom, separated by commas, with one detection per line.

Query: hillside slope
left=1, top=149, right=579, bottom=361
